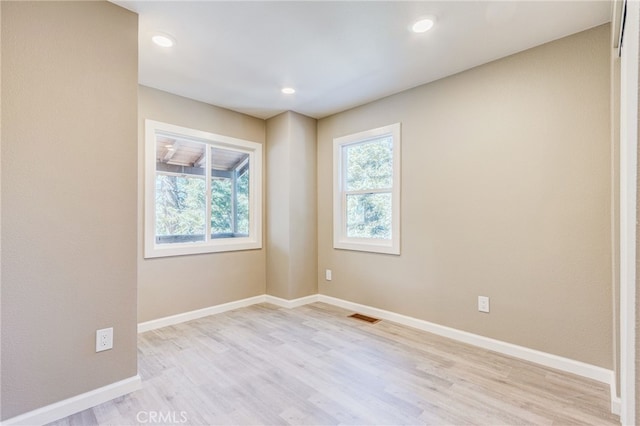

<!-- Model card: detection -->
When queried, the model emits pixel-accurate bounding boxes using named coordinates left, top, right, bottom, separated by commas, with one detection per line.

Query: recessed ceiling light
left=152, top=34, right=175, bottom=48
left=281, top=87, right=296, bottom=95
left=411, top=17, right=435, bottom=33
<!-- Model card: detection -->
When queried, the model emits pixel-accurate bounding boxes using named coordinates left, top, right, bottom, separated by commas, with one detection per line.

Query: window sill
left=333, top=239, right=400, bottom=255
left=144, top=238, right=261, bottom=259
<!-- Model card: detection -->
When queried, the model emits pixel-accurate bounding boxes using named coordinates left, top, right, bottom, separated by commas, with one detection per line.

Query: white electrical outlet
left=478, top=296, right=490, bottom=313
left=96, top=327, right=113, bottom=352
left=325, top=269, right=332, bottom=281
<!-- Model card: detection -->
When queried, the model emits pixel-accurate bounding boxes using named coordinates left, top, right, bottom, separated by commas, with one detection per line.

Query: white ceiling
left=113, top=1, right=612, bottom=120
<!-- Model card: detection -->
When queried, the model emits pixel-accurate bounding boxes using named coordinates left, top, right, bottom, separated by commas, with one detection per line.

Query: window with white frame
left=145, top=120, right=262, bottom=258
left=333, top=123, right=401, bottom=255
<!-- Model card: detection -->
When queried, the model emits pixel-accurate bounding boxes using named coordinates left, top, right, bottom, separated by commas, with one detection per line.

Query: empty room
left=1, top=1, right=639, bottom=425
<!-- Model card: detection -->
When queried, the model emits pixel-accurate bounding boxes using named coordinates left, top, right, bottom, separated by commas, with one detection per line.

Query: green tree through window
left=211, top=178, right=232, bottom=234
left=155, top=175, right=206, bottom=242
left=333, top=122, right=400, bottom=255
left=153, top=139, right=252, bottom=243
left=145, top=120, right=262, bottom=258
left=344, top=137, right=393, bottom=239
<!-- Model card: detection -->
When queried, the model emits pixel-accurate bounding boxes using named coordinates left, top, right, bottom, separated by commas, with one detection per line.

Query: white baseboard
left=317, top=295, right=613, bottom=383
left=1, top=375, right=141, bottom=426
left=8, top=293, right=616, bottom=426
left=137, top=294, right=320, bottom=333
left=137, top=295, right=266, bottom=333
left=136, top=293, right=619, bottom=415
left=316, top=295, right=618, bottom=414
left=611, top=394, right=621, bottom=416
left=265, top=294, right=319, bottom=308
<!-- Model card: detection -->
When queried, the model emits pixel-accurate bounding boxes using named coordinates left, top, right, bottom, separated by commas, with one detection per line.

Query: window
left=333, top=123, right=401, bottom=255
left=145, top=120, right=262, bottom=258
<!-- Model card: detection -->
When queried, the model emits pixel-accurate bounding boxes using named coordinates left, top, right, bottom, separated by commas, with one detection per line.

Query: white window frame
left=333, top=123, right=401, bottom=255
left=144, top=119, right=262, bottom=258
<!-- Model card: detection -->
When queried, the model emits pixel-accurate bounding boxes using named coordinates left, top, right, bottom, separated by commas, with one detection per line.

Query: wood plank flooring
left=50, top=303, right=620, bottom=425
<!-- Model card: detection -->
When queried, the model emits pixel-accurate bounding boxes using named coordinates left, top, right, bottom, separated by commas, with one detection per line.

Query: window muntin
left=333, top=123, right=400, bottom=255
left=145, top=120, right=262, bottom=258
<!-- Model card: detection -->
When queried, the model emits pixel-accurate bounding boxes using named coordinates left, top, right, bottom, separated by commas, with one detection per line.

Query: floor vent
left=349, top=313, right=381, bottom=324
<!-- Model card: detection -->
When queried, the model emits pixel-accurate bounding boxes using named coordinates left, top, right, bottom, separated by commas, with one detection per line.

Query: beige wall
left=138, top=86, right=266, bottom=322
left=1, top=1, right=138, bottom=420
left=288, top=113, right=318, bottom=299
left=318, top=24, right=613, bottom=368
left=266, top=113, right=291, bottom=299
left=266, top=111, right=318, bottom=300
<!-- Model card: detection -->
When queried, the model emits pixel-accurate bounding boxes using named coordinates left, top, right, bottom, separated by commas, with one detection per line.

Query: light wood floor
left=51, top=303, right=620, bottom=425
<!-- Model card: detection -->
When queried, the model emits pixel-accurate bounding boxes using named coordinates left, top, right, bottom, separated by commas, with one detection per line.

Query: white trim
left=144, top=119, right=263, bottom=259
left=619, top=0, right=638, bottom=423
left=137, top=295, right=320, bottom=333
left=612, top=391, right=622, bottom=416
left=333, top=123, right=401, bottom=255
left=317, top=295, right=615, bottom=385
left=0, top=375, right=141, bottom=426
left=265, top=294, right=319, bottom=308
left=137, top=295, right=266, bottom=333
left=613, top=0, right=625, bottom=52
left=620, top=1, right=640, bottom=425
left=136, top=293, right=618, bottom=414
left=9, top=291, right=617, bottom=426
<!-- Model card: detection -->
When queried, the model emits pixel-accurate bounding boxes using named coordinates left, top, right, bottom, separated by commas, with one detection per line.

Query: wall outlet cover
left=96, top=327, right=113, bottom=352
left=478, top=296, right=490, bottom=313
